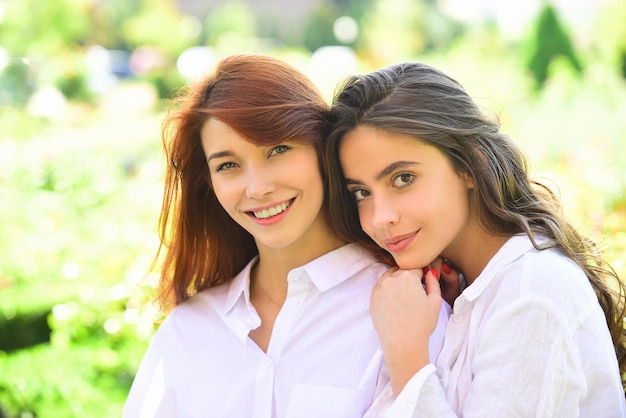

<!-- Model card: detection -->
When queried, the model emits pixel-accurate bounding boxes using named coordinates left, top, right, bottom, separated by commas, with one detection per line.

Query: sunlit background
left=1, top=0, right=625, bottom=416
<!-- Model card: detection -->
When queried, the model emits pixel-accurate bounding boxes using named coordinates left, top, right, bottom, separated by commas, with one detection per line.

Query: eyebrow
left=207, top=150, right=234, bottom=163
left=345, top=160, right=418, bottom=185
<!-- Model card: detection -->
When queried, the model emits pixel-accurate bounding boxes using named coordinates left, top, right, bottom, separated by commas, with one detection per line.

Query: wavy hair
left=325, top=62, right=626, bottom=382
left=154, top=54, right=330, bottom=309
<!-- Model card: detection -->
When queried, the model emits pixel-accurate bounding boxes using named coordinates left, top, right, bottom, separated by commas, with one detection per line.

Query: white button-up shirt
left=387, top=235, right=626, bottom=417
left=124, top=243, right=449, bottom=418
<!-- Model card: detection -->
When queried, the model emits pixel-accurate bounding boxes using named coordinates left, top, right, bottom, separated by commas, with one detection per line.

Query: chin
left=394, top=248, right=437, bottom=270
left=394, top=257, right=422, bottom=270
left=399, top=264, right=422, bottom=270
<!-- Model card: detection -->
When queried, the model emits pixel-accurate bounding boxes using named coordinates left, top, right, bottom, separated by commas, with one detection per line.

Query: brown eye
left=350, top=188, right=370, bottom=202
left=392, top=173, right=415, bottom=188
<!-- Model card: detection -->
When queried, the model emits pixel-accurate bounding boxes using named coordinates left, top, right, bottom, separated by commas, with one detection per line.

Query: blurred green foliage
left=359, top=0, right=430, bottom=63
left=0, top=59, right=33, bottom=106
left=0, top=0, right=91, bottom=57
left=206, top=0, right=258, bottom=47
left=593, top=0, right=626, bottom=78
left=0, top=105, right=164, bottom=416
left=303, top=2, right=341, bottom=51
left=524, top=3, right=582, bottom=90
left=1, top=0, right=625, bottom=416
left=122, top=0, right=196, bottom=57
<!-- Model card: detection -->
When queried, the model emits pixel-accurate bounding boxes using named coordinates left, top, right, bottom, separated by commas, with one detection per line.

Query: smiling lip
left=383, top=231, right=418, bottom=253
left=246, top=198, right=294, bottom=226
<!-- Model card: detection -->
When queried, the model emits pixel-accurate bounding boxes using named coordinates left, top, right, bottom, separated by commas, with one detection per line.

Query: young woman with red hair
left=123, top=54, right=452, bottom=417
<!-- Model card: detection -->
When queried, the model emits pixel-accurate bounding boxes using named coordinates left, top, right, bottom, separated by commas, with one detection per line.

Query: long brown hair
left=325, top=62, right=626, bottom=382
left=154, top=54, right=330, bottom=309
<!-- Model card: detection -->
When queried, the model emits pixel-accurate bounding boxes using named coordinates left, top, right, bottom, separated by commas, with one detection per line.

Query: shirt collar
left=210, top=244, right=380, bottom=343
left=296, top=243, right=380, bottom=292
left=461, top=234, right=546, bottom=302
left=223, top=255, right=258, bottom=314
left=221, top=243, right=379, bottom=312
left=200, top=256, right=260, bottom=343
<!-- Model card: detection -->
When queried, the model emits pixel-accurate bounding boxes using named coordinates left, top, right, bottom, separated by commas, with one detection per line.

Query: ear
left=462, top=171, right=475, bottom=189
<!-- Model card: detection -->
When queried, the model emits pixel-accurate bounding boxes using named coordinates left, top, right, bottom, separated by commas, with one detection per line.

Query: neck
left=443, top=223, right=510, bottom=286
left=251, top=216, right=346, bottom=302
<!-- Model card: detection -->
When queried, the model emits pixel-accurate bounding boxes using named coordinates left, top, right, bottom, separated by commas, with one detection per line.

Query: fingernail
left=432, top=269, right=439, bottom=279
left=442, top=262, right=451, bottom=274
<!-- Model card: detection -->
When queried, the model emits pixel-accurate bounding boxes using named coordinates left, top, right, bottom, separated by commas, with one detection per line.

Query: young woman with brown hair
left=123, top=55, right=451, bottom=417
left=326, top=61, right=626, bottom=416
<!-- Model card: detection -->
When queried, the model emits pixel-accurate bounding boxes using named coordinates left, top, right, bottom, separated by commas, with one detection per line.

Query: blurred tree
left=87, top=0, right=142, bottom=51
left=0, top=0, right=91, bottom=57
left=421, top=0, right=464, bottom=52
left=357, top=0, right=429, bottom=65
left=122, top=0, right=195, bottom=59
left=0, top=0, right=146, bottom=104
left=302, top=2, right=340, bottom=51
left=336, top=0, right=376, bottom=22
left=0, top=59, right=34, bottom=106
left=524, top=3, right=582, bottom=90
left=56, top=72, right=90, bottom=101
left=593, top=0, right=626, bottom=79
left=205, top=0, right=258, bottom=49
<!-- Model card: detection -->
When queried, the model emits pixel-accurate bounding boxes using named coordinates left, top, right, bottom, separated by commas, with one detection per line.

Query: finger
left=380, top=266, right=399, bottom=280
left=387, top=267, right=423, bottom=281
left=439, top=260, right=461, bottom=305
left=424, top=268, right=442, bottom=299
left=429, top=257, right=444, bottom=273
left=387, top=266, right=399, bottom=274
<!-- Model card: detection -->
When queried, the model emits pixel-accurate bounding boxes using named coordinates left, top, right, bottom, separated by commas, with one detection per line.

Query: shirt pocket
left=285, top=384, right=376, bottom=418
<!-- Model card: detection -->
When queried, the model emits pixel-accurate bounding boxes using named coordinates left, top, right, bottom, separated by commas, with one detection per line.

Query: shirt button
left=453, top=314, right=463, bottom=323
left=292, top=298, right=301, bottom=306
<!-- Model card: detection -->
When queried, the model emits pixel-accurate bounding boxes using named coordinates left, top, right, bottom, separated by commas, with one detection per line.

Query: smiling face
left=201, top=118, right=330, bottom=252
left=339, top=125, right=475, bottom=269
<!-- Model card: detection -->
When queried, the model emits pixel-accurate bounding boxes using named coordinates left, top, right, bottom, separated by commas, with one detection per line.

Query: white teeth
left=253, top=201, right=290, bottom=219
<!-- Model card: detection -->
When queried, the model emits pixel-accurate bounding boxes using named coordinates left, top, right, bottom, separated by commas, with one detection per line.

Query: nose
left=245, top=164, right=275, bottom=199
left=370, top=194, right=399, bottom=229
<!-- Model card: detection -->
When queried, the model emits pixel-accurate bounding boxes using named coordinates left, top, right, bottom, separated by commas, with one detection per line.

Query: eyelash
left=214, top=144, right=292, bottom=172
left=348, top=172, right=416, bottom=202
left=216, top=162, right=237, bottom=172
left=392, top=172, right=415, bottom=188
left=351, top=189, right=369, bottom=202
left=269, top=144, right=291, bottom=156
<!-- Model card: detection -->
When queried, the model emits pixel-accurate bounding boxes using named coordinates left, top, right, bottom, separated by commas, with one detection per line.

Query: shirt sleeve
left=383, top=296, right=588, bottom=417
left=428, top=301, right=451, bottom=360
left=364, top=302, right=452, bottom=418
left=385, top=364, right=457, bottom=417
left=123, top=329, right=179, bottom=418
left=462, top=296, right=586, bottom=416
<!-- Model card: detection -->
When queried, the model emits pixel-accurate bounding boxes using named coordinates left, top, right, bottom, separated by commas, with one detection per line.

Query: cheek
left=211, top=180, right=236, bottom=211
left=297, top=155, right=325, bottom=193
left=356, top=205, right=376, bottom=239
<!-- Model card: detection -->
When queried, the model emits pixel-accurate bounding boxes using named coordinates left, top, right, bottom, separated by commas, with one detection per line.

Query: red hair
left=153, top=54, right=330, bottom=309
